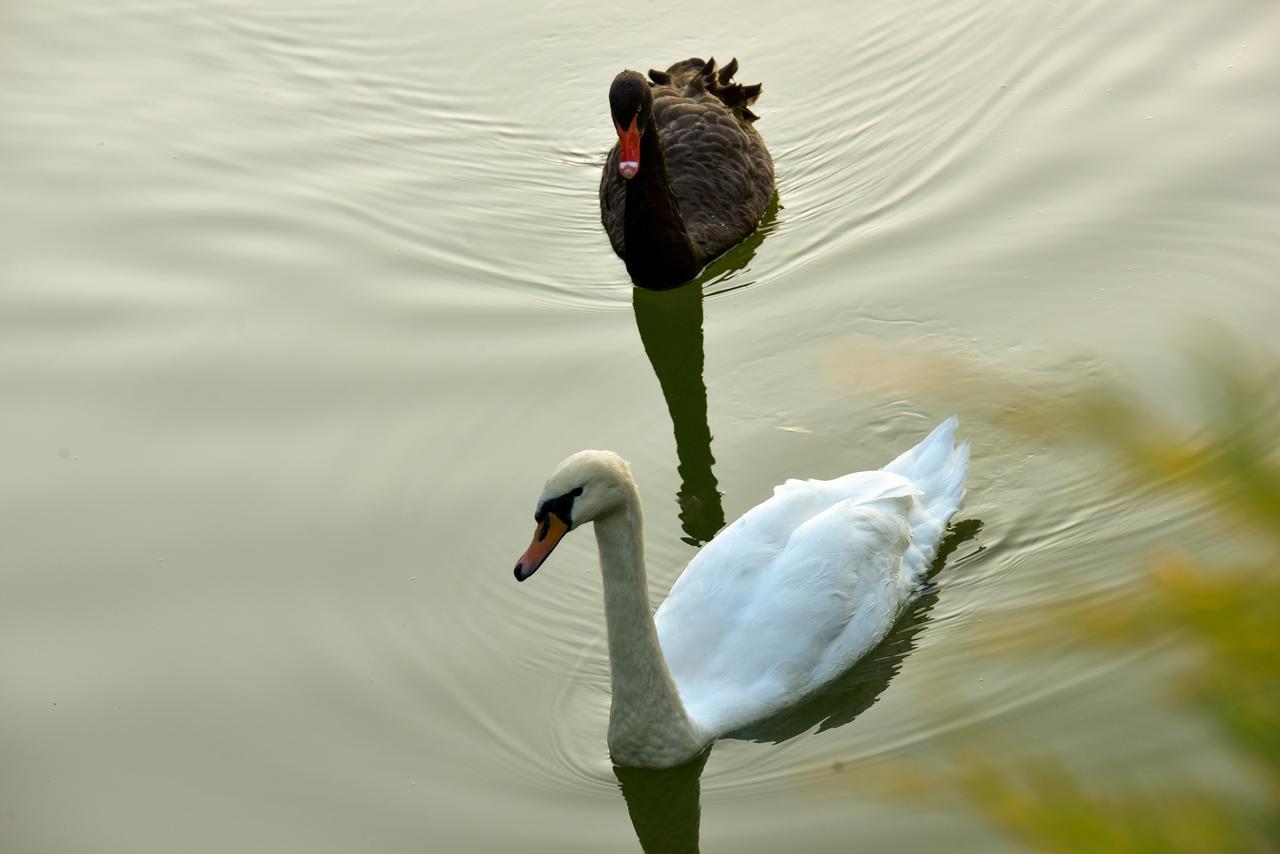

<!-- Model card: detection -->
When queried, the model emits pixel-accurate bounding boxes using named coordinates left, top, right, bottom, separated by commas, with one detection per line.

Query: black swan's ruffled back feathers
left=648, top=57, right=763, bottom=123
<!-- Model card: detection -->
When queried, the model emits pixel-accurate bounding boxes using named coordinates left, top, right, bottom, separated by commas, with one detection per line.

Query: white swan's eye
left=536, top=485, right=585, bottom=526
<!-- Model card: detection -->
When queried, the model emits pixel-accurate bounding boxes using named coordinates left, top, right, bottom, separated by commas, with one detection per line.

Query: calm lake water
left=3, top=1, right=1278, bottom=851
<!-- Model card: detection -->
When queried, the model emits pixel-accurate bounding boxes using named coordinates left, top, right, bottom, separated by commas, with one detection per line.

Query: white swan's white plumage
left=514, top=418, right=968, bottom=768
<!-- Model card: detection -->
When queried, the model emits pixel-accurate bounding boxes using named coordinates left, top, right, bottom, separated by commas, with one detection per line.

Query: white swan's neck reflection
left=614, top=749, right=709, bottom=854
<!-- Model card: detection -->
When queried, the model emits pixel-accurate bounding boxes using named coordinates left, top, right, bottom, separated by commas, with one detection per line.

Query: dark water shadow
left=630, top=197, right=778, bottom=546
left=613, top=519, right=984, bottom=852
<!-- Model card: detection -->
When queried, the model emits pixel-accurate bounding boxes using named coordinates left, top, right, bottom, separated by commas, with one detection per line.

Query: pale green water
left=2, top=1, right=1278, bottom=852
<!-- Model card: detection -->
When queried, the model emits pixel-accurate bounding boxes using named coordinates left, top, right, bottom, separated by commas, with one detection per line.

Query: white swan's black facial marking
left=536, top=485, right=583, bottom=529
left=515, top=486, right=583, bottom=582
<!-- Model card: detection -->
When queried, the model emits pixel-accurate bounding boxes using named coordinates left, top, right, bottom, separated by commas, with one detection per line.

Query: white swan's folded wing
left=656, top=494, right=915, bottom=736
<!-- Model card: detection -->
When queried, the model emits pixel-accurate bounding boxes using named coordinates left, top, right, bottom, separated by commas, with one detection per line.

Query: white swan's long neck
left=593, top=488, right=705, bottom=768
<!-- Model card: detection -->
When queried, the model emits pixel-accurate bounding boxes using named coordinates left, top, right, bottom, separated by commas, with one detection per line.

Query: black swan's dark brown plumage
left=600, top=57, right=775, bottom=289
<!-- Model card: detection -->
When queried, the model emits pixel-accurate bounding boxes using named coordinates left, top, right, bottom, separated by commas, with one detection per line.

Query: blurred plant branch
left=837, top=336, right=1279, bottom=851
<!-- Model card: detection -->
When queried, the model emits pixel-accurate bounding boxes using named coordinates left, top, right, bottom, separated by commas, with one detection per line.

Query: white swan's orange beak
left=514, top=513, right=569, bottom=582
left=615, top=116, right=640, bottom=179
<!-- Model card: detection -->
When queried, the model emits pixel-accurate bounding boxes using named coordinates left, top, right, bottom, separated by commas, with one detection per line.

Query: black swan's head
left=609, top=70, right=653, bottom=180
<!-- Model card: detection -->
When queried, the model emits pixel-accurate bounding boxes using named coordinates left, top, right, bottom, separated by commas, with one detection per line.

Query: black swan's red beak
left=615, top=116, right=640, bottom=179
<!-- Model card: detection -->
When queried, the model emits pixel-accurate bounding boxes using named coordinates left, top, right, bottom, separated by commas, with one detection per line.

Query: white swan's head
left=514, top=450, right=633, bottom=582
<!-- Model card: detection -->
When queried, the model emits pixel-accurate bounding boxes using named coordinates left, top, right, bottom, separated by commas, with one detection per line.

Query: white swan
left=513, top=418, right=969, bottom=768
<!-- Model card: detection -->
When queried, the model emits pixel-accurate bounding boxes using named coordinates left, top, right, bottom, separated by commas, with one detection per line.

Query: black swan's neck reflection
left=611, top=519, right=983, bottom=853
left=630, top=193, right=778, bottom=545
left=633, top=282, right=724, bottom=545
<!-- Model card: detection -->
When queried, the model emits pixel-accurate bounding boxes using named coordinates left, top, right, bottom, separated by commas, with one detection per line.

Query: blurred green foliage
left=864, top=343, right=1280, bottom=851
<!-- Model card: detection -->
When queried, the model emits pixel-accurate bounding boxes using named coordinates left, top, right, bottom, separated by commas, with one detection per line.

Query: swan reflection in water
left=630, top=196, right=778, bottom=546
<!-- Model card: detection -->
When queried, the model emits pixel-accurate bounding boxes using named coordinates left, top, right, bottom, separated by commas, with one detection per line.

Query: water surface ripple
left=2, top=0, right=1278, bottom=852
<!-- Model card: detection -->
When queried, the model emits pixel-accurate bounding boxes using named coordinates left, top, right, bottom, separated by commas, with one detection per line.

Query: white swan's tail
left=883, top=416, right=969, bottom=521
left=883, top=417, right=970, bottom=581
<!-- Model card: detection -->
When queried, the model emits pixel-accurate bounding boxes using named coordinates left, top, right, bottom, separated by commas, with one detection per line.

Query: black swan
left=600, top=57, right=775, bottom=289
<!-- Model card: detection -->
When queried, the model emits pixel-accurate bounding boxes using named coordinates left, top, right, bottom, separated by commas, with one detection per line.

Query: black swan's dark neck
left=624, top=116, right=701, bottom=288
